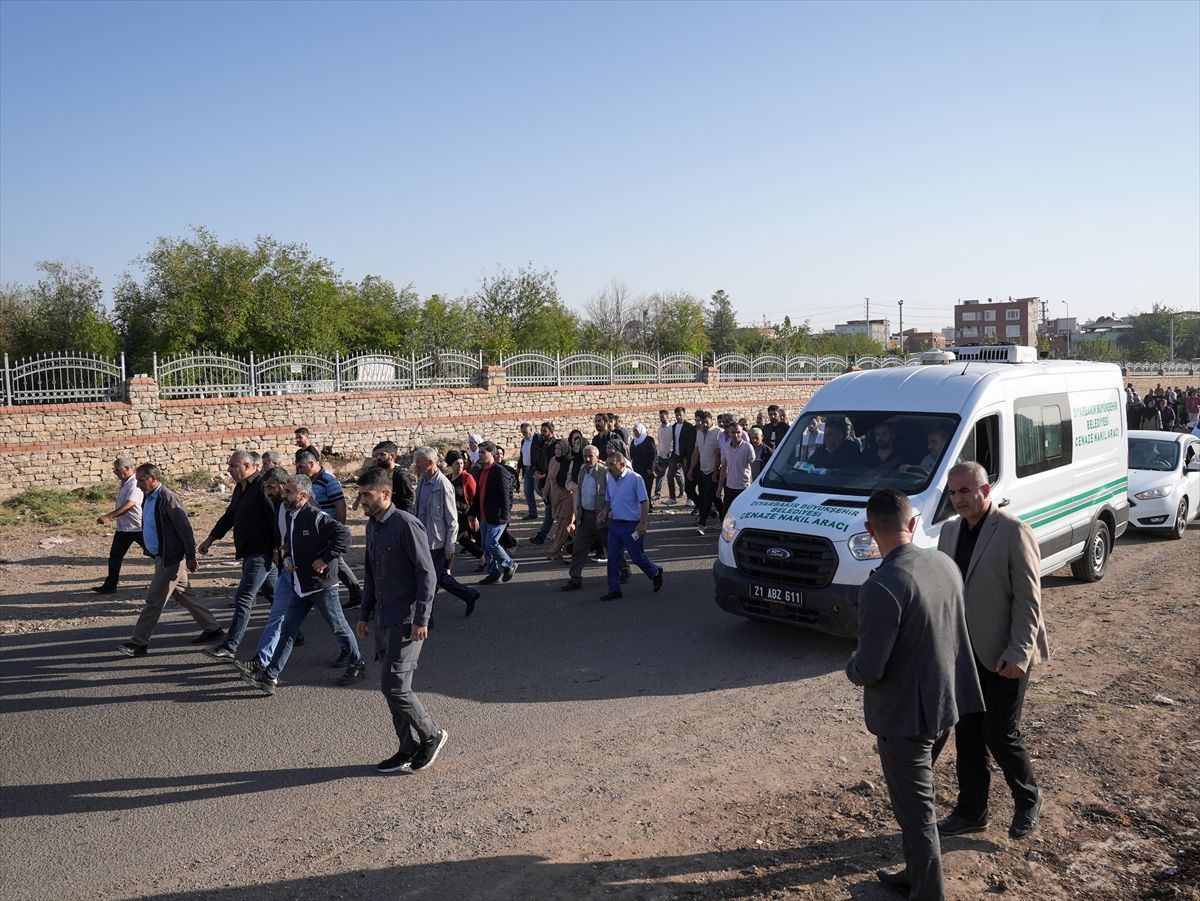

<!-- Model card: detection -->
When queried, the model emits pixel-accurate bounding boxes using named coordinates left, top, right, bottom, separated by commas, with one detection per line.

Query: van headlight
left=721, top=514, right=738, bottom=542
left=1134, top=486, right=1169, bottom=500
left=848, top=532, right=880, bottom=560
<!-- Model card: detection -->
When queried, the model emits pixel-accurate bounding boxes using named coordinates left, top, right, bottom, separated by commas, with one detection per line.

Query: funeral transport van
left=713, top=346, right=1128, bottom=637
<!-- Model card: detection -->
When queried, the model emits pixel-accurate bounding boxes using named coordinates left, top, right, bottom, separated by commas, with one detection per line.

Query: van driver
left=808, top=417, right=862, bottom=470
left=864, top=423, right=906, bottom=472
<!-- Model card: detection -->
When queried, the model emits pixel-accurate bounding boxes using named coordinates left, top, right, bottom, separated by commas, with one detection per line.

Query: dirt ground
left=1, top=480, right=1197, bottom=900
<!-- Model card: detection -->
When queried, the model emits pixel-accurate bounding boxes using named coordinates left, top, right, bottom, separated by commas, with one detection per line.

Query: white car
left=1126, top=430, right=1200, bottom=539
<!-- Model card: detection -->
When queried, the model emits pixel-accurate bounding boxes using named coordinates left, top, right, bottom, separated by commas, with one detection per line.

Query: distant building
left=1040, top=317, right=1078, bottom=356
left=1079, top=316, right=1134, bottom=344
left=953, top=297, right=1039, bottom=347
left=899, top=328, right=948, bottom=354
left=834, top=318, right=890, bottom=347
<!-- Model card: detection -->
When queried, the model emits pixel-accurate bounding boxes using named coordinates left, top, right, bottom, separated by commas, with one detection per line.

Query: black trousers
left=102, top=530, right=145, bottom=589
left=878, top=732, right=946, bottom=901
left=696, top=470, right=718, bottom=527
left=934, top=656, right=1039, bottom=817
left=719, top=486, right=744, bottom=519
left=337, top=555, right=361, bottom=601
left=431, top=547, right=476, bottom=607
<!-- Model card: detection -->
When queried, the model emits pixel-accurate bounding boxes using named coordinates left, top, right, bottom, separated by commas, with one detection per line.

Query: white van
left=714, top=346, right=1129, bottom=637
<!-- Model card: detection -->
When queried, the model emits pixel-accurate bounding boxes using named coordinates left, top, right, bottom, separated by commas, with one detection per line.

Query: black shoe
left=1009, top=791, right=1042, bottom=839
left=293, top=633, right=305, bottom=647
left=478, top=573, right=500, bottom=585
left=599, top=591, right=623, bottom=602
left=235, top=658, right=263, bottom=677
left=337, top=661, right=367, bottom=685
left=241, top=669, right=277, bottom=695
left=501, top=562, right=518, bottom=582
left=560, top=581, right=582, bottom=591
left=619, top=571, right=630, bottom=584
left=117, top=641, right=147, bottom=657
left=92, top=584, right=117, bottom=594
left=653, top=568, right=664, bottom=592
left=377, top=749, right=415, bottom=774
left=191, top=628, right=225, bottom=645
left=937, top=810, right=989, bottom=837
left=410, top=729, right=449, bottom=772
left=465, top=590, right=480, bottom=617
left=594, top=553, right=608, bottom=562
left=875, top=867, right=911, bottom=893
left=202, top=645, right=236, bottom=660
left=522, top=513, right=538, bottom=520
left=528, top=534, right=546, bottom=546
left=330, top=648, right=352, bottom=668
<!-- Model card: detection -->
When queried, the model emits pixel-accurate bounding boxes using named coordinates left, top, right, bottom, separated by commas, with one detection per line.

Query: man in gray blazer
left=847, top=489, right=984, bottom=899
left=414, top=446, right=481, bottom=617
left=935, top=462, right=1050, bottom=840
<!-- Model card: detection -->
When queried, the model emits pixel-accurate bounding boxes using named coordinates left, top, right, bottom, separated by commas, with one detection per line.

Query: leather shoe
left=465, top=591, right=480, bottom=617
left=92, top=585, right=117, bottom=594
left=560, top=581, right=582, bottom=591
left=478, top=573, right=500, bottom=585
left=937, top=809, right=989, bottom=836
left=652, top=568, right=664, bottom=592
left=191, top=628, right=225, bottom=645
left=875, top=868, right=911, bottom=893
left=599, top=591, right=623, bottom=602
left=1009, top=790, right=1042, bottom=838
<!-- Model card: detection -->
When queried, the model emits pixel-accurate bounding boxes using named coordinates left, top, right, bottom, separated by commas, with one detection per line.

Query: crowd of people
left=1127, top=382, right=1200, bottom=433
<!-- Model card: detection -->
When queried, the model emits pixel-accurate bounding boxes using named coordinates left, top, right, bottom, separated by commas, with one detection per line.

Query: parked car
left=1126, top=430, right=1200, bottom=540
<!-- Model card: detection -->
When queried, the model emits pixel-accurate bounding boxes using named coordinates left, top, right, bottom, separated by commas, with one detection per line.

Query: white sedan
left=1126, top=431, right=1200, bottom=539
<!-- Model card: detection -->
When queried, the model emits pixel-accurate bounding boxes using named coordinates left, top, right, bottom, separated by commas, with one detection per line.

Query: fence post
left=120, top=352, right=126, bottom=384
left=152, top=351, right=158, bottom=384
left=334, top=352, right=342, bottom=392
left=249, top=352, right=257, bottom=396
left=410, top=349, right=417, bottom=389
left=556, top=351, right=562, bottom=386
left=3, top=353, right=9, bottom=406
left=609, top=352, right=615, bottom=385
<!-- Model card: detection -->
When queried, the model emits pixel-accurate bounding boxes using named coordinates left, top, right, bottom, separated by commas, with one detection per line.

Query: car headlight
left=848, top=531, right=880, bottom=560
left=721, top=514, right=738, bottom=542
left=1134, top=486, right=1170, bottom=500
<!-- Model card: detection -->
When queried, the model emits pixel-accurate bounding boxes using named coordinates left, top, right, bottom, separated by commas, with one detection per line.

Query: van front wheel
left=1070, top=518, right=1111, bottom=582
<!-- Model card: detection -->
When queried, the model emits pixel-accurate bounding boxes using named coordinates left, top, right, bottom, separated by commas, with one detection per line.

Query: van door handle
left=997, top=497, right=1012, bottom=508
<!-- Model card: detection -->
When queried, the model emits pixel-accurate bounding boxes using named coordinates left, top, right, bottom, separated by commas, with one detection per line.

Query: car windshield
left=761, top=411, right=960, bottom=496
left=1129, top=437, right=1179, bottom=472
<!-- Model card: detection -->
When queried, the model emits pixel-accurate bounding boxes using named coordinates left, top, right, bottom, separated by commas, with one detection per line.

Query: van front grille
left=733, top=528, right=838, bottom=588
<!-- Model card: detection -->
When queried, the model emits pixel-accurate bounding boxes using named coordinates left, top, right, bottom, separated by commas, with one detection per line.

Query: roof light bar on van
left=948, top=345, right=1039, bottom=364
left=920, top=350, right=957, bottom=365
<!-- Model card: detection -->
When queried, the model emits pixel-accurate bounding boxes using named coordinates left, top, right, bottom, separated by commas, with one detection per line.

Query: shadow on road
left=2, top=765, right=364, bottom=817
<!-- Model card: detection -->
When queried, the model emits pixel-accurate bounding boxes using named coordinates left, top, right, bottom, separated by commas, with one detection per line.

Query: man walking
left=718, top=421, right=755, bottom=517
left=117, top=464, right=223, bottom=656
left=92, top=456, right=144, bottom=594
left=241, top=473, right=365, bottom=694
left=653, top=410, right=678, bottom=501
left=596, top=449, right=664, bottom=602
left=414, top=446, right=481, bottom=616
left=666, top=406, right=696, bottom=507
left=197, top=450, right=279, bottom=661
left=935, top=462, right=1050, bottom=840
left=528, top=422, right=555, bottom=544
left=559, top=444, right=626, bottom=591
left=689, top=410, right=722, bottom=535
left=297, top=450, right=363, bottom=609
left=355, top=467, right=449, bottom=774
left=518, top=422, right=539, bottom=519
left=469, top=441, right=517, bottom=584
left=369, top=440, right=416, bottom=514
left=847, top=489, right=984, bottom=899
left=763, top=405, right=789, bottom=450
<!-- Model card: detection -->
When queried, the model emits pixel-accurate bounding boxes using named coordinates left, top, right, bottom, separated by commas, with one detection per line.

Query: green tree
left=468, top=264, right=566, bottom=358
left=706, top=289, right=739, bottom=354
left=1074, top=338, right=1118, bottom=363
left=1, top=261, right=118, bottom=358
left=1119, top=304, right=1200, bottom=362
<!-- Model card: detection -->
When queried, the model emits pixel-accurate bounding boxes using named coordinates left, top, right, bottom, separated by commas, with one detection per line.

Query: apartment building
left=953, top=297, right=1039, bottom=346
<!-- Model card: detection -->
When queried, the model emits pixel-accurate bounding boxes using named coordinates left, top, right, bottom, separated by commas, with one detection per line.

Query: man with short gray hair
left=414, top=446, right=481, bottom=616
left=93, top=456, right=145, bottom=594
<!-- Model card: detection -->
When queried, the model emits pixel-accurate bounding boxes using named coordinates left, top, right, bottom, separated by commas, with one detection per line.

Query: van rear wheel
left=1071, top=518, right=1111, bottom=582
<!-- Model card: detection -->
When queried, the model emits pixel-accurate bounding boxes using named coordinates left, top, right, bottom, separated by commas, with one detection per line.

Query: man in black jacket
left=846, top=489, right=984, bottom=899
left=355, top=466, right=449, bottom=774
left=198, top=450, right=279, bottom=661
left=241, top=473, right=365, bottom=694
left=528, top=422, right=555, bottom=544
left=468, top=441, right=517, bottom=584
left=666, top=407, right=696, bottom=507
left=118, top=464, right=223, bottom=657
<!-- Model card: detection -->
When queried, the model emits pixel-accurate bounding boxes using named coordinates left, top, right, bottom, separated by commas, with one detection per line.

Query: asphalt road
left=0, top=509, right=854, bottom=900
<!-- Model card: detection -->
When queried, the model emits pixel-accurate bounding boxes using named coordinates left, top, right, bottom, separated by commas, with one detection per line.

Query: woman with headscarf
left=466, top=434, right=483, bottom=470
left=445, top=450, right=483, bottom=564
left=543, top=437, right=576, bottom=559
left=630, top=423, right=657, bottom=511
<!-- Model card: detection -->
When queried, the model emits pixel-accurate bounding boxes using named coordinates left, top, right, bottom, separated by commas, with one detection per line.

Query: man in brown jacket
left=935, top=462, right=1050, bottom=840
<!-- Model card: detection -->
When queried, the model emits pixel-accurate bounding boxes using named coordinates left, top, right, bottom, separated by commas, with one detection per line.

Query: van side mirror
left=1187, top=460, right=1200, bottom=473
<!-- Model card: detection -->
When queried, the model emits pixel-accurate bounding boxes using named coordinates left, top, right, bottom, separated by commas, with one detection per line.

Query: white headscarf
left=631, top=423, right=648, bottom=446
left=467, top=433, right=483, bottom=464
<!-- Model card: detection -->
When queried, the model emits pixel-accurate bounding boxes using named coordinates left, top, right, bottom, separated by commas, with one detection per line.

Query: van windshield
left=761, top=411, right=960, bottom=496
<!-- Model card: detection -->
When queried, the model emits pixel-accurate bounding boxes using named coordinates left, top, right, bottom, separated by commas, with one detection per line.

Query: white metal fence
left=2, top=350, right=1198, bottom=405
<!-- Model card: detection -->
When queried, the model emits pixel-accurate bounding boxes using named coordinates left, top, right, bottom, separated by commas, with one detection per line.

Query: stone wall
left=0, top=372, right=820, bottom=498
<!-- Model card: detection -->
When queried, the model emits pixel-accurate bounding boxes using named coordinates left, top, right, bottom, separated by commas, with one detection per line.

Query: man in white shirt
left=689, top=410, right=723, bottom=535
left=518, top=422, right=539, bottom=520
left=800, top=417, right=825, bottom=462
left=654, top=409, right=677, bottom=501
left=93, top=456, right=145, bottom=594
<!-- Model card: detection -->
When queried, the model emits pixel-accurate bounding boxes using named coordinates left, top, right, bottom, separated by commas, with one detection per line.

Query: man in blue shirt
left=297, top=450, right=363, bottom=609
left=596, top=449, right=664, bottom=602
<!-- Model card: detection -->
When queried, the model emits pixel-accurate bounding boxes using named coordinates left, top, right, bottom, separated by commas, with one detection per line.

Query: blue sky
left=1, top=0, right=1197, bottom=334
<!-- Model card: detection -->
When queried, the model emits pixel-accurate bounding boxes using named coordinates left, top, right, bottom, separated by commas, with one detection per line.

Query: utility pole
left=898, top=299, right=904, bottom=352
left=865, top=297, right=871, bottom=347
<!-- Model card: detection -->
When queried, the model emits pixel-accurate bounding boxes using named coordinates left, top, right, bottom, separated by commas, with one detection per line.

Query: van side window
left=1015, top=395, right=1074, bottom=478
left=934, top=413, right=1000, bottom=523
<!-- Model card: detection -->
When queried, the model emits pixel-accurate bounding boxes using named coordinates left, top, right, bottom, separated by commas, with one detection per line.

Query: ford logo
left=766, top=547, right=792, bottom=560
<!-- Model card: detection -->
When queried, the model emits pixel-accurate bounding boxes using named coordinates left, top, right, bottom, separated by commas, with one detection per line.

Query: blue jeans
left=253, top=575, right=294, bottom=666
left=522, top=465, right=539, bottom=516
left=222, top=553, right=277, bottom=654
left=606, top=520, right=660, bottom=591
left=481, top=521, right=514, bottom=576
left=265, top=585, right=360, bottom=679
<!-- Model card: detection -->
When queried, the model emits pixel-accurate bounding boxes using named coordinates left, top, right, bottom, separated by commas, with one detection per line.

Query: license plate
left=750, top=583, right=803, bottom=605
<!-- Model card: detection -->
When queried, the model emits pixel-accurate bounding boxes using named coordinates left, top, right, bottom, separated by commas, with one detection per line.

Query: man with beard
left=241, top=473, right=365, bottom=695
left=808, top=417, right=862, bottom=470
left=356, top=466, right=449, bottom=774
left=865, top=422, right=907, bottom=473
left=414, top=446, right=481, bottom=617
left=297, top=450, right=364, bottom=610
left=666, top=407, right=696, bottom=508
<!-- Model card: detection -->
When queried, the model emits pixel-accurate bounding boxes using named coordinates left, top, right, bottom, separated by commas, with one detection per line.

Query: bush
left=1, top=486, right=109, bottom=526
